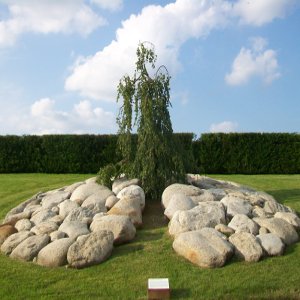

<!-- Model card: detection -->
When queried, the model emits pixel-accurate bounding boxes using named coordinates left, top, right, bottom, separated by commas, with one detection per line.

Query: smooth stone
left=105, top=195, right=120, bottom=210
left=58, top=200, right=80, bottom=219
left=1, top=231, right=33, bottom=253
left=14, top=219, right=33, bottom=232
left=30, top=221, right=58, bottom=235
left=50, top=230, right=66, bottom=242
left=0, top=225, right=18, bottom=244
left=256, top=233, right=285, bottom=256
left=228, top=214, right=259, bottom=235
left=215, top=224, right=235, bottom=237
left=252, top=206, right=272, bottom=219
left=259, top=227, right=269, bottom=235
left=41, top=191, right=71, bottom=210
left=112, top=178, right=142, bottom=195
left=209, top=189, right=227, bottom=201
left=70, top=183, right=107, bottom=202
left=220, top=196, right=253, bottom=219
left=117, top=185, right=145, bottom=212
left=63, top=207, right=94, bottom=222
left=23, top=205, right=43, bottom=215
left=274, top=212, right=300, bottom=231
left=82, top=189, right=114, bottom=207
left=30, top=209, right=57, bottom=226
left=3, top=211, right=31, bottom=227
left=85, top=177, right=97, bottom=184
left=263, top=201, right=297, bottom=216
left=64, top=182, right=85, bottom=193
left=59, top=221, right=90, bottom=240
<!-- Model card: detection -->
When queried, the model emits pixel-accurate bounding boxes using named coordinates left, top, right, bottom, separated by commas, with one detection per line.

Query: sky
left=0, top=0, right=299, bottom=137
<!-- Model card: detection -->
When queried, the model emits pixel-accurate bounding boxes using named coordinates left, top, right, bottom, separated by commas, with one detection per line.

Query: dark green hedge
left=0, top=133, right=299, bottom=174
left=193, top=133, right=300, bottom=174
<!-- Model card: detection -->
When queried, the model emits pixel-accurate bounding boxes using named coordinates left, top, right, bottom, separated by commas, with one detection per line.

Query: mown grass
left=0, top=174, right=300, bottom=300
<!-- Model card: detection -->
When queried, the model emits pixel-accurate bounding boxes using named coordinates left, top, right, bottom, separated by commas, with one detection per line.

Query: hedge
left=0, top=133, right=299, bottom=174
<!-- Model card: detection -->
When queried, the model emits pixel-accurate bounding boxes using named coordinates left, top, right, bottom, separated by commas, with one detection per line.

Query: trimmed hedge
left=0, top=133, right=299, bottom=174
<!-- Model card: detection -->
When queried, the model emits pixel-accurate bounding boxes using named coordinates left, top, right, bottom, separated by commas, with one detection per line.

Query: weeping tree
left=98, top=42, right=197, bottom=199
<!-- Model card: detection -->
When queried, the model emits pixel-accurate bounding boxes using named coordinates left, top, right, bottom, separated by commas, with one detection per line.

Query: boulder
left=70, top=183, right=107, bottom=202
left=41, top=191, right=71, bottom=210
left=14, top=219, right=32, bottom=231
left=37, top=238, right=75, bottom=268
left=229, top=232, right=263, bottom=262
left=169, top=202, right=226, bottom=237
left=112, top=178, right=142, bottom=195
left=1, top=231, right=34, bottom=253
left=10, top=234, right=49, bottom=261
left=252, top=206, right=272, bottom=219
left=215, top=224, right=235, bottom=237
left=209, top=189, right=227, bottom=201
left=85, top=177, right=97, bottom=184
left=107, top=195, right=142, bottom=228
left=164, top=194, right=196, bottom=220
left=263, top=201, right=297, bottom=216
left=23, top=205, right=43, bottom=215
left=117, top=185, right=145, bottom=212
left=274, top=212, right=300, bottom=231
left=63, top=207, right=94, bottom=222
left=172, top=228, right=233, bottom=268
left=50, top=230, right=66, bottom=242
left=161, top=184, right=203, bottom=209
left=105, top=195, right=120, bottom=210
left=220, top=196, right=253, bottom=219
left=3, top=211, right=31, bottom=227
left=64, top=182, right=85, bottom=193
left=90, top=215, right=136, bottom=246
left=30, top=209, right=57, bottom=226
left=0, top=225, right=18, bottom=244
left=256, top=191, right=277, bottom=203
left=81, top=196, right=108, bottom=215
left=82, top=189, right=114, bottom=207
left=30, top=221, right=58, bottom=235
left=244, top=193, right=265, bottom=207
left=67, top=230, right=114, bottom=269
left=58, top=200, right=80, bottom=219
left=59, top=221, right=90, bottom=240
left=51, top=215, right=65, bottom=226
left=259, top=227, right=269, bottom=235
left=228, top=214, right=259, bottom=235
left=256, top=233, right=285, bottom=256
left=253, top=217, right=299, bottom=246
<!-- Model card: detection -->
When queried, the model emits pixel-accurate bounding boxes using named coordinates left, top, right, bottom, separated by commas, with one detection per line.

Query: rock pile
left=163, top=174, right=299, bottom=268
left=0, top=177, right=145, bottom=269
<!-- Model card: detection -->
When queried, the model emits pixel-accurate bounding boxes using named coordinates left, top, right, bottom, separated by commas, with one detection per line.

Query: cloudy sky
left=0, top=0, right=299, bottom=136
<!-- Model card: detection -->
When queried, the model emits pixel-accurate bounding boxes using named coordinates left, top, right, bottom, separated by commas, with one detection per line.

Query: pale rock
left=228, top=214, right=259, bottom=235
left=0, top=225, right=18, bottom=244
left=169, top=202, right=226, bottom=237
left=90, top=215, right=136, bottom=246
left=112, top=178, right=142, bottom=195
left=67, top=230, right=114, bottom=269
left=1, top=231, right=33, bottom=253
left=245, top=193, right=265, bottom=207
left=162, top=184, right=204, bottom=209
left=263, top=201, right=297, bottom=216
left=274, top=212, right=300, bottom=231
left=52, top=207, right=59, bottom=214
left=117, top=185, right=145, bottom=212
left=81, top=199, right=107, bottom=215
left=30, top=209, right=57, bottom=226
left=253, top=217, right=299, bottom=246
left=10, top=234, right=49, bottom=261
left=256, top=233, right=285, bottom=256
left=70, top=183, right=107, bottom=202
left=82, top=188, right=114, bottom=207
left=37, top=238, right=75, bottom=268
left=59, top=200, right=80, bottom=219
left=23, top=205, right=42, bottom=216
left=3, top=211, right=31, bottom=227
left=172, top=228, right=233, bottom=268
left=30, top=221, right=58, bottom=235
left=107, top=195, right=142, bottom=228
left=51, top=215, right=65, bottom=226
left=229, top=232, right=263, bottom=262
left=191, top=189, right=218, bottom=204
left=209, top=189, right=227, bottom=201
left=252, top=206, right=272, bottom=219
left=215, top=224, right=235, bottom=237
left=50, top=230, right=66, bottom=242
left=14, top=219, right=32, bottom=232
left=72, top=199, right=85, bottom=206
left=259, top=227, right=269, bottom=235
left=220, top=196, right=253, bottom=219
left=59, top=221, right=90, bottom=240
left=63, top=207, right=94, bottom=222
left=164, top=194, right=196, bottom=220
left=93, top=213, right=108, bottom=220
left=64, top=182, right=85, bottom=193
left=255, top=191, right=277, bottom=203
left=85, top=177, right=97, bottom=184
left=41, top=191, right=71, bottom=210
left=105, top=195, right=119, bottom=210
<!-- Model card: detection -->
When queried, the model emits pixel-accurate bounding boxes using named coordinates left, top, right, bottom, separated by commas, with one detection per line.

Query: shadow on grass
left=171, top=288, right=191, bottom=299
left=265, top=189, right=300, bottom=204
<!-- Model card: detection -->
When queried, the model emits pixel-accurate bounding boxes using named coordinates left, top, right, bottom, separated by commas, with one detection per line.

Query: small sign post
left=148, top=278, right=170, bottom=299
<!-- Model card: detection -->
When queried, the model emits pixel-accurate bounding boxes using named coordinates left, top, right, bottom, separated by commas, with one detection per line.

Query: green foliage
left=98, top=42, right=198, bottom=199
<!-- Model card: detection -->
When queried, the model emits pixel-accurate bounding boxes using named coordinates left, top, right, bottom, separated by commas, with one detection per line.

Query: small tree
left=98, top=42, right=197, bottom=199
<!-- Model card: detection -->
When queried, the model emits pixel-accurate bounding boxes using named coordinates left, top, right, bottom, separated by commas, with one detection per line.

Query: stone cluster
left=0, top=177, right=145, bottom=269
left=162, top=174, right=300, bottom=268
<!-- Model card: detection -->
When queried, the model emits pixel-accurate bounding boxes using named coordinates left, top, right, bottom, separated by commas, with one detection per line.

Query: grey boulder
left=117, top=185, right=145, bottom=212
left=220, top=196, right=253, bottom=219
left=256, top=233, right=285, bottom=256
left=1, top=231, right=33, bottom=253
left=41, top=191, right=71, bottom=210
left=228, top=214, right=259, bottom=235
left=59, top=221, right=90, bottom=240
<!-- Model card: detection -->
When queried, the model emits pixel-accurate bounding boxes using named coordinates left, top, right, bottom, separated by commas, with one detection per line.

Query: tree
left=97, top=42, right=197, bottom=199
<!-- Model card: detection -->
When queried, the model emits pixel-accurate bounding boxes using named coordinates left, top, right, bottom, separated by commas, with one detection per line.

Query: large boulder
left=107, top=195, right=142, bottom=228
left=10, top=234, right=49, bottom=261
left=228, top=214, right=259, bottom=235
left=1, top=231, right=33, bottom=253
left=67, top=230, right=114, bottom=269
left=30, top=221, right=58, bottom=235
left=64, top=182, right=85, bottom=193
left=24, top=205, right=43, bottom=215
left=30, top=209, right=57, bottom=226
left=169, top=202, right=226, bottom=237
left=274, top=212, right=300, bottom=231
left=253, top=217, right=299, bottom=246
left=59, top=221, right=90, bottom=240
left=63, top=207, right=94, bottom=222
left=58, top=200, right=80, bottom=219
left=112, top=178, right=141, bottom=195
left=117, top=185, right=145, bottom=212
left=90, top=215, right=136, bottom=246
left=37, top=238, right=75, bottom=268
left=263, top=201, right=297, bottom=216
left=229, top=232, right=263, bottom=262
left=15, top=218, right=32, bottom=232
left=164, top=194, right=196, bottom=220
left=220, top=196, right=253, bottom=219
left=161, top=184, right=203, bottom=209
left=70, top=183, right=107, bottom=202
left=82, top=189, right=114, bottom=207
left=0, top=225, right=18, bottom=245
left=41, top=191, right=71, bottom=210
left=256, top=233, right=285, bottom=256
left=105, top=195, right=120, bottom=210
left=172, top=228, right=234, bottom=268
left=2, top=211, right=31, bottom=227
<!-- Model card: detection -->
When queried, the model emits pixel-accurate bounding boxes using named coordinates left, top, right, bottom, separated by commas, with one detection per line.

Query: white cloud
left=0, top=0, right=110, bottom=46
left=225, top=37, right=281, bottom=85
left=90, top=0, right=124, bottom=11
left=233, top=0, right=300, bottom=26
left=210, top=121, right=238, bottom=133
left=1, top=97, right=117, bottom=135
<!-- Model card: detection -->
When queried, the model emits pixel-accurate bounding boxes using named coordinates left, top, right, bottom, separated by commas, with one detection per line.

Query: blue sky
left=0, top=0, right=299, bottom=137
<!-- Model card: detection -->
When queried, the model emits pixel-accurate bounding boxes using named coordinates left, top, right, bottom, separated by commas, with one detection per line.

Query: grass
left=0, top=174, right=300, bottom=300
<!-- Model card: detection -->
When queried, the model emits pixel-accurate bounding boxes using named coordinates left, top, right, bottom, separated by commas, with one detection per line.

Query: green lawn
left=0, top=174, right=300, bottom=300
